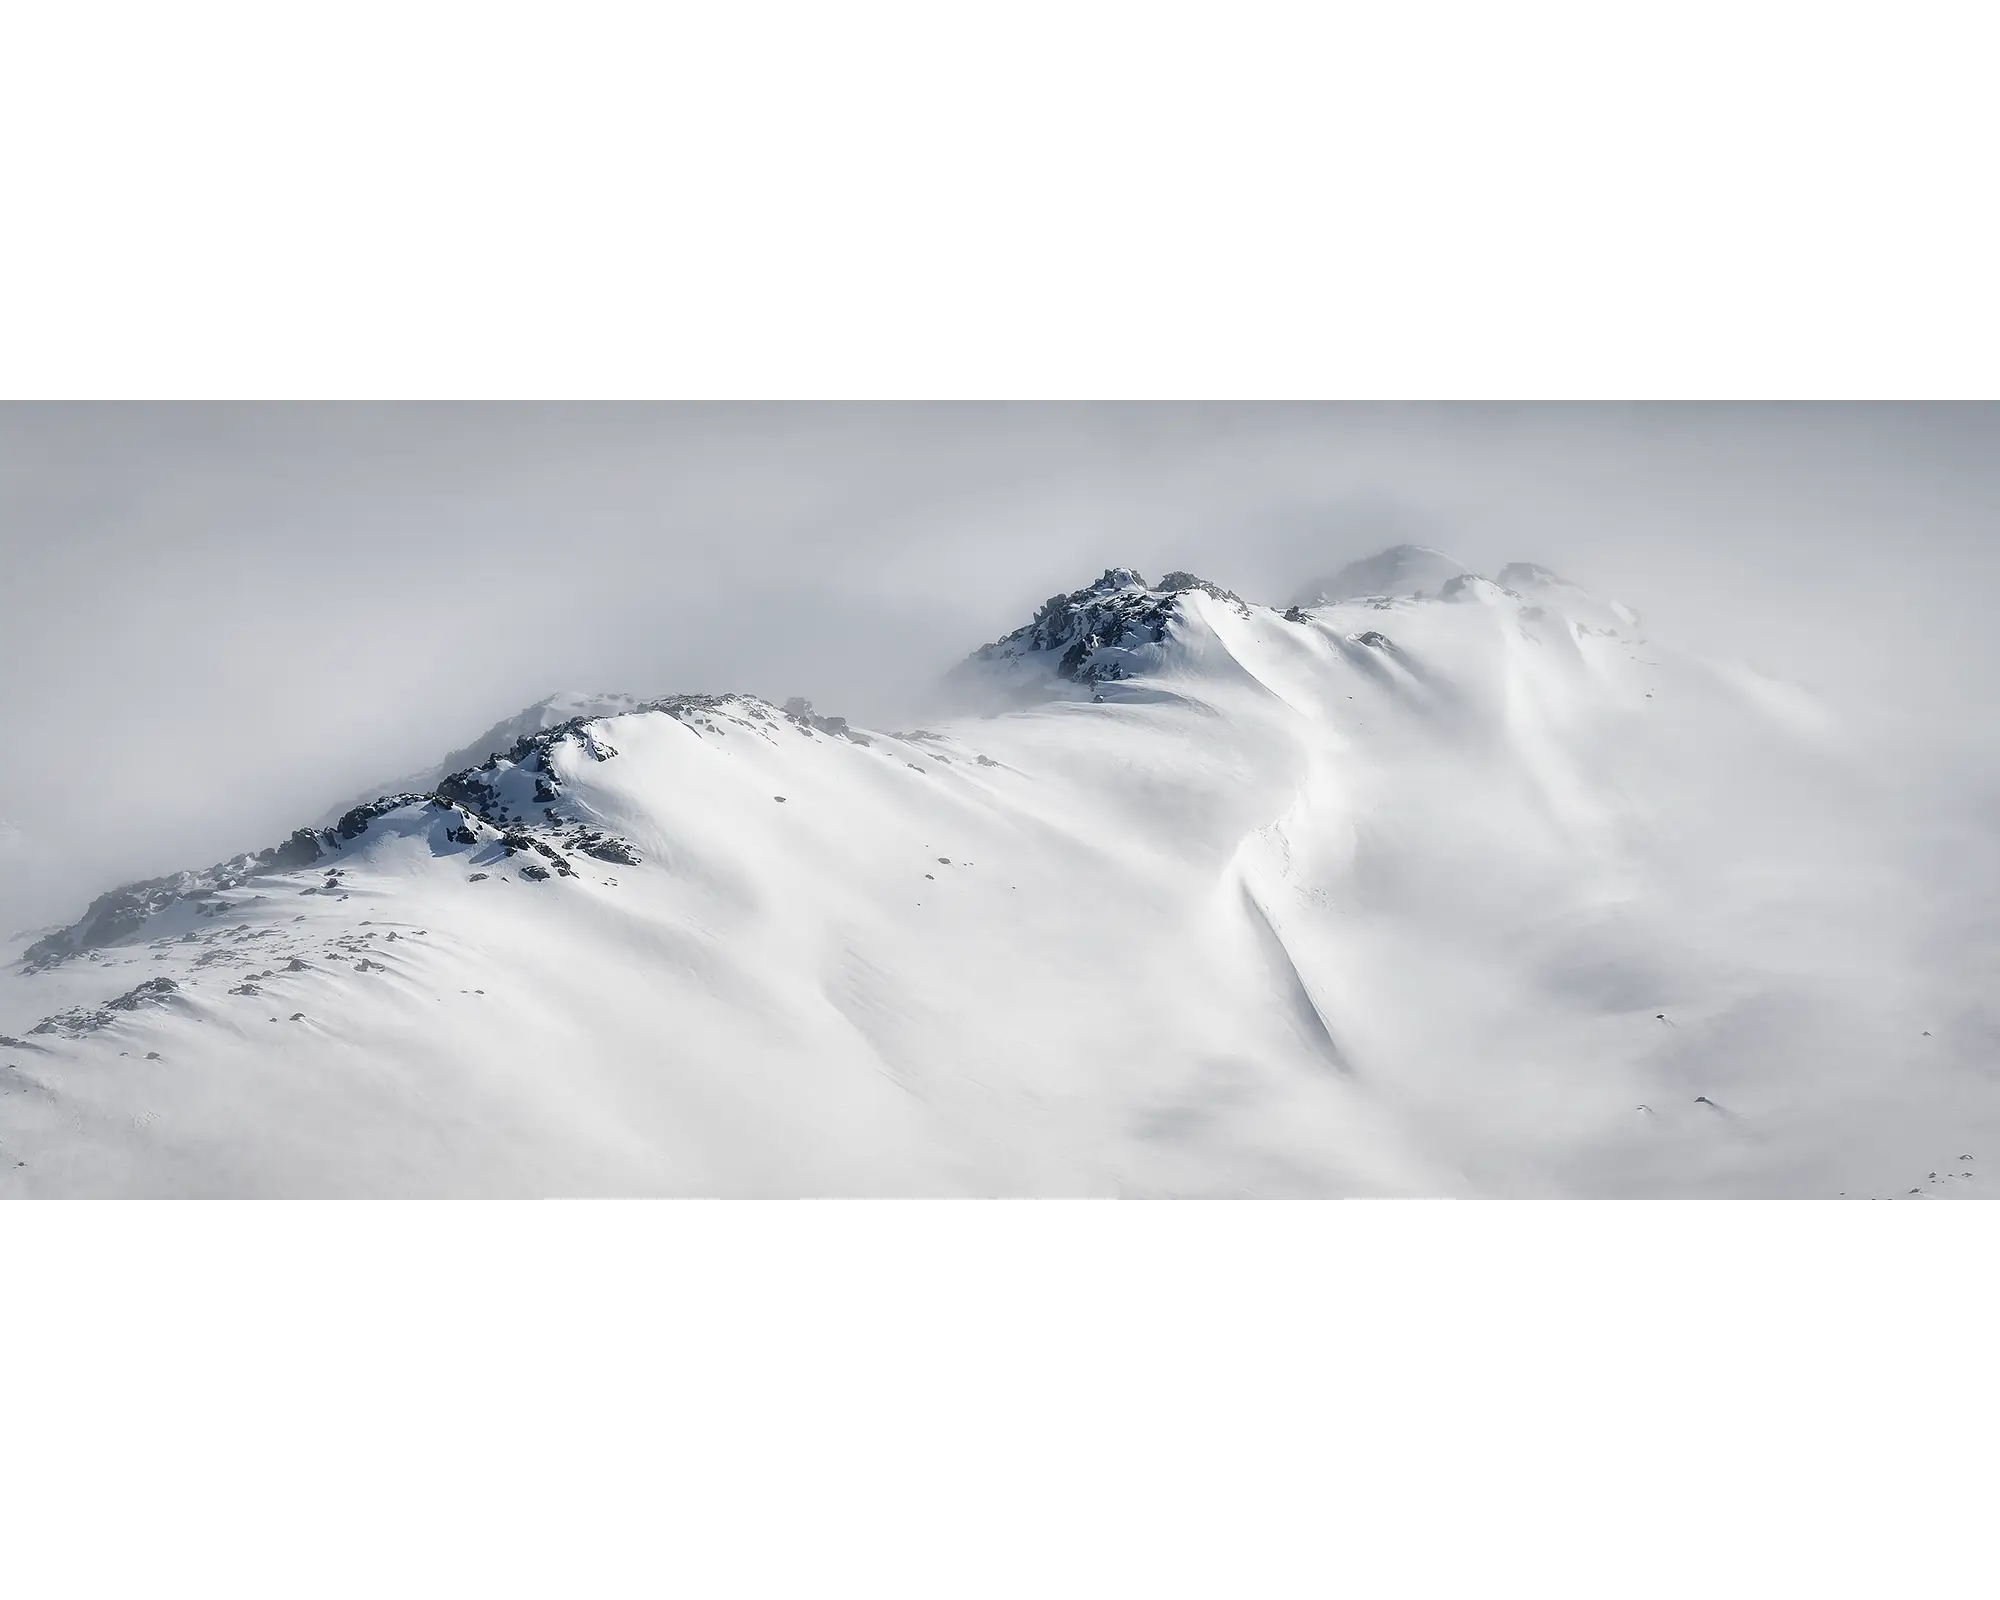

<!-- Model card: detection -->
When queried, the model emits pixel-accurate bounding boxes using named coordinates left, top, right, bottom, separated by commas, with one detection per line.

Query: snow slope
left=5, top=554, right=1997, bottom=1197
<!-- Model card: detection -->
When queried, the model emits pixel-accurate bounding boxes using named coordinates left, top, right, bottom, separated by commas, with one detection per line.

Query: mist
left=5, top=402, right=1999, bottom=935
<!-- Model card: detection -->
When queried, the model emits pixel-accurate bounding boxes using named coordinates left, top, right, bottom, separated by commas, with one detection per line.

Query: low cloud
left=4, top=402, right=1998, bottom=929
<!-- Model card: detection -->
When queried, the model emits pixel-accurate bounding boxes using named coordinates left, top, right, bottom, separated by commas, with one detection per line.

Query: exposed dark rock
left=519, top=864, right=552, bottom=882
left=31, top=976, right=181, bottom=1038
left=969, top=568, right=1195, bottom=685
left=782, top=697, right=864, bottom=741
left=25, top=882, right=177, bottom=969
left=435, top=769, right=496, bottom=815
left=566, top=830, right=640, bottom=865
left=1284, top=605, right=1307, bottom=623
left=262, top=829, right=325, bottom=871
left=24, top=802, right=400, bottom=968
left=24, top=692, right=782, bottom=968
left=107, top=977, right=179, bottom=1010
left=336, top=793, right=430, bottom=841
left=499, top=837, right=577, bottom=876
left=1354, top=631, right=1394, bottom=650
left=1159, top=572, right=1250, bottom=613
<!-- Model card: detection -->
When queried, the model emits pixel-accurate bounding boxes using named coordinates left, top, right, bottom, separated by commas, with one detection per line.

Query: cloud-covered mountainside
left=5, top=548, right=1996, bottom=1197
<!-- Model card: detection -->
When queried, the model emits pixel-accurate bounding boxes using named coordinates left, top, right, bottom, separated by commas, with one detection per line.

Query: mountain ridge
left=26, top=552, right=1628, bottom=965
left=9, top=548, right=1991, bottom=1199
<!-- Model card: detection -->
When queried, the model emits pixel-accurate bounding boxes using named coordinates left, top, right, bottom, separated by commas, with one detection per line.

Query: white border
left=5, top=1200, right=1994, bottom=1596
left=2, top=2, right=1996, bottom=397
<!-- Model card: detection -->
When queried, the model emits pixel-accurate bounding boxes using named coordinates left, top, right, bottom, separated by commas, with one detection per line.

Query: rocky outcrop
left=335, top=794, right=433, bottom=841
left=564, top=829, right=641, bottom=866
left=23, top=701, right=701, bottom=964
left=964, top=567, right=1258, bottom=692
left=1158, top=572, right=1251, bottom=615
left=21, top=823, right=340, bottom=969
left=30, top=976, right=180, bottom=1038
left=500, top=833, right=576, bottom=877
left=781, top=698, right=870, bottom=745
left=969, top=568, right=1183, bottom=685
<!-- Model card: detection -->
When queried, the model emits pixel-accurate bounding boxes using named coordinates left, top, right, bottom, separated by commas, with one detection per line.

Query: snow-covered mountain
left=1289, top=542, right=1470, bottom=606
left=5, top=551, right=1996, bottom=1197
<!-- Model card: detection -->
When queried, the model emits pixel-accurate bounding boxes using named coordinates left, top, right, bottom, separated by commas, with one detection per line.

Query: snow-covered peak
left=1495, top=561, right=1566, bottom=588
left=24, top=693, right=788, bottom=972
left=408, top=690, right=651, bottom=789
left=325, top=691, right=654, bottom=825
left=959, top=567, right=1249, bottom=695
left=1496, top=562, right=1639, bottom=635
left=1286, top=547, right=1638, bottom=638
left=1290, top=544, right=1470, bottom=606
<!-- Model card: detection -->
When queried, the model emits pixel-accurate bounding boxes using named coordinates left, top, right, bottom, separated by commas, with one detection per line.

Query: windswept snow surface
left=5, top=555, right=1998, bottom=1197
